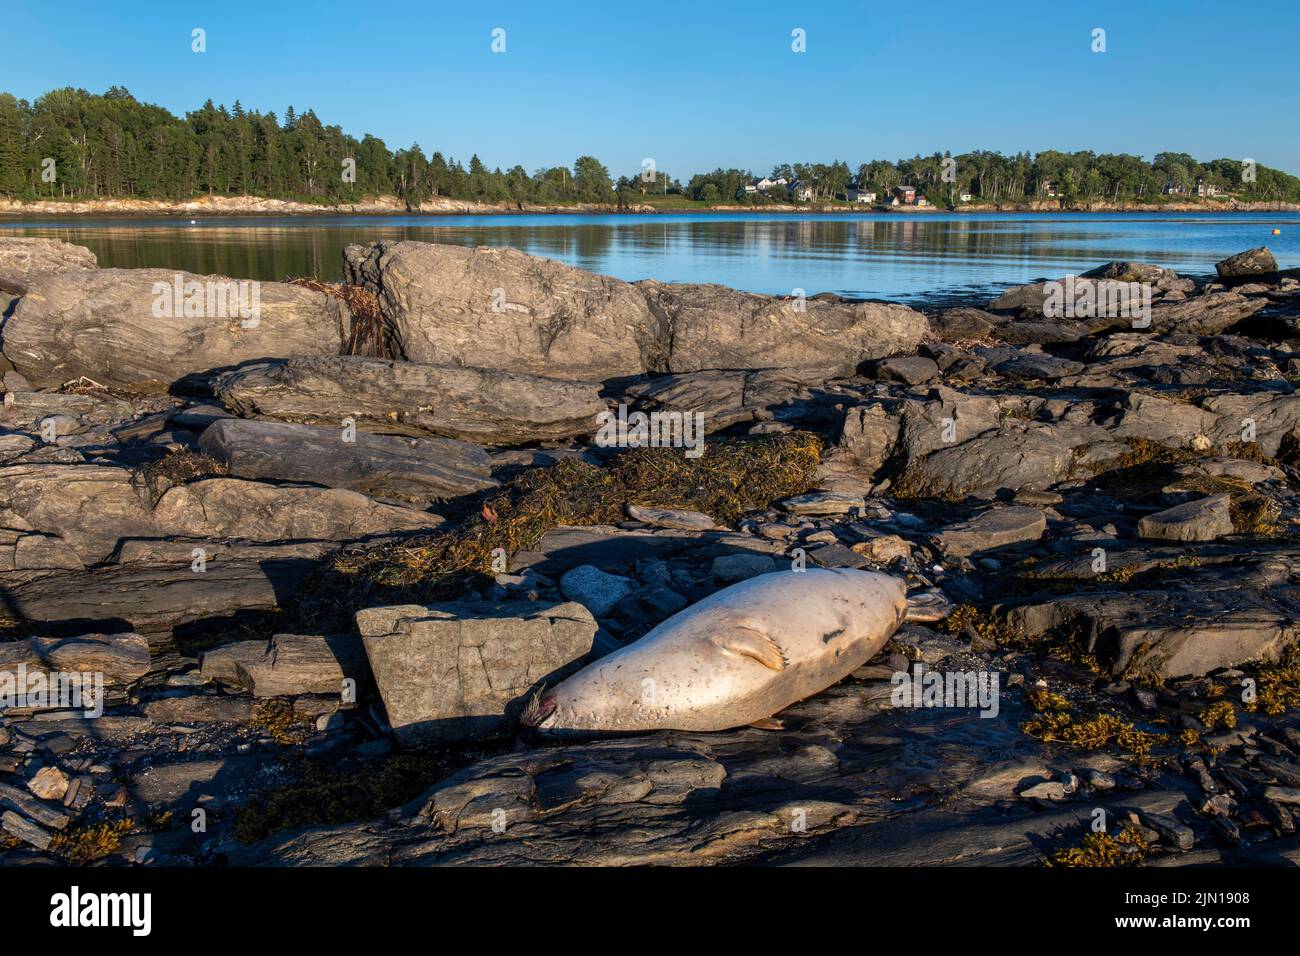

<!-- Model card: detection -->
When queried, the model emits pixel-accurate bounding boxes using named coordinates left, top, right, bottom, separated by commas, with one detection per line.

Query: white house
left=1196, top=178, right=1222, bottom=198
left=789, top=181, right=814, bottom=201
left=753, top=176, right=789, bottom=192
left=846, top=186, right=877, bottom=203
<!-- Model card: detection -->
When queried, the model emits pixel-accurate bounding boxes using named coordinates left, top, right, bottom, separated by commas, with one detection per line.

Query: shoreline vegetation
left=3, top=88, right=1300, bottom=218
left=3, top=194, right=1300, bottom=218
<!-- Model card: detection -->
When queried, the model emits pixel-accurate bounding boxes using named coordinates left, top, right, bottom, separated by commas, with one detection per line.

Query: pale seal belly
left=526, top=567, right=908, bottom=734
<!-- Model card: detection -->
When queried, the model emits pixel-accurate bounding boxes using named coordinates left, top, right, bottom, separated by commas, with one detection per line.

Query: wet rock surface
left=1, top=242, right=1299, bottom=868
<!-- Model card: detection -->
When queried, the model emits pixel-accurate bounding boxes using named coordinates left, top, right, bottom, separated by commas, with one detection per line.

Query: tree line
left=2, top=87, right=1298, bottom=207
left=688, top=152, right=1300, bottom=205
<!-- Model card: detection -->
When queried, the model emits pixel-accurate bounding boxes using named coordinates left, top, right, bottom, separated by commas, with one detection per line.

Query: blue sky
left=5, top=0, right=1299, bottom=178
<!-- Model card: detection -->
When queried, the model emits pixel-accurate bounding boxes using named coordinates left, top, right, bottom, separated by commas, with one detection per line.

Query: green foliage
left=3, top=87, right=1299, bottom=206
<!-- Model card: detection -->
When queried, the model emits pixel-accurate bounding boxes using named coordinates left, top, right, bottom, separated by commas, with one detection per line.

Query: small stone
left=850, top=534, right=911, bottom=564
left=38, top=414, right=81, bottom=439
left=559, top=565, right=635, bottom=617
left=1137, top=494, right=1233, bottom=543
left=1019, top=780, right=1069, bottom=801
left=1201, top=793, right=1236, bottom=817
left=1139, top=810, right=1195, bottom=850
left=632, top=585, right=689, bottom=618
left=1, top=810, right=52, bottom=850
left=625, top=504, right=721, bottom=531
left=807, top=543, right=869, bottom=569
left=1264, top=785, right=1300, bottom=806
left=778, top=491, right=866, bottom=516
left=1131, top=688, right=1158, bottom=711
left=711, top=553, right=778, bottom=584
left=875, top=355, right=939, bottom=385
left=1014, top=490, right=1063, bottom=506
left=1082, top=768, right=1116, bottom=790
left=934, top=506, right=1046, bottom=557
left=26, top=766, right=69, bottom=801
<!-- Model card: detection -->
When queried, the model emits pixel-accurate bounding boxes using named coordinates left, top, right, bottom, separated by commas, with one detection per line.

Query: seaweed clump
left=131, top=449, right=228, bottom=506
left=292, top=432, right=822, bottom=630
left=288, top=277, right=397, bottom=358
left=49, top=819, right=135, bottom=865
left=234, top=749, right=507, bottom=844
left=1048, top=822, right=1153, bottom=867
left=1022, top=688, right=1167, bottom=757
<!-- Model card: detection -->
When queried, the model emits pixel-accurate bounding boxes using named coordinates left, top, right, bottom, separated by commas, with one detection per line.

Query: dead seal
left=524, top=567, right=907, bottom=734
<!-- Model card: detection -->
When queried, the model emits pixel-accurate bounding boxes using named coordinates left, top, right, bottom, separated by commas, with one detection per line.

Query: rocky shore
left=1, top=234, right=1300, bottom=867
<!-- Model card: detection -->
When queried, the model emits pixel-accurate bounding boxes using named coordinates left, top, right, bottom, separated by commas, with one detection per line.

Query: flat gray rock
left=0, top=633, right=149, bottom=689
left=625, top=504, right=721, bottom=531
left=215, top=355, right=605, bottom=445
left=778, top=491, right=865, bottom=516
left=199, top=417, right=496, bottom=505
left=711, top=552, right=779, bottom=583
left=876, top=355, right=939, bottom=384
left=356, top=601, right=598, bottom=747
left=1138, top=494, right=1233, bottom=542
left=935, top=506, right=1046, bottom=557
left=233, top=633, right=369, bottom=698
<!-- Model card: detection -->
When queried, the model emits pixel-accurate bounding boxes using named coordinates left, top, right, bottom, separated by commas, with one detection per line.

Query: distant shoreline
left=2, top=195, right=1299, bottom=219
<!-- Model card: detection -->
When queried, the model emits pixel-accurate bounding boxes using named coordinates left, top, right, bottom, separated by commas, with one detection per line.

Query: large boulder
left=344, top=241, right=929, bottom=380
left=357, top=601, right=598, bottom=747
left=214, top=355, right=605, bottom=445
left=1216, top=246, right=1278, bottom=278
left=199, top=418, right=497, bottom=505
left=2, top=269, right=349, bottom=390
left=638, top=281, right=927, bottom=375
left=345, top=241, right=657, bottom=380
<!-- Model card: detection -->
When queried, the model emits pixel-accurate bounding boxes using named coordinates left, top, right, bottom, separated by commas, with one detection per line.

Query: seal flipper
left=717, top=628, right=787, bottom=671
left=747, top=717, right=785, bottom=731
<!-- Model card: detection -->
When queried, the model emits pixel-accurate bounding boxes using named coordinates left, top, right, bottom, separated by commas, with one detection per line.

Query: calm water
left=3, top=211, right=1298, bottom=303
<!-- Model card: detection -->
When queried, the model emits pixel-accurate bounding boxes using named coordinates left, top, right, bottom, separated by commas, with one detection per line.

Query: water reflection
left=2, top=211, right=1297, bottom=301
